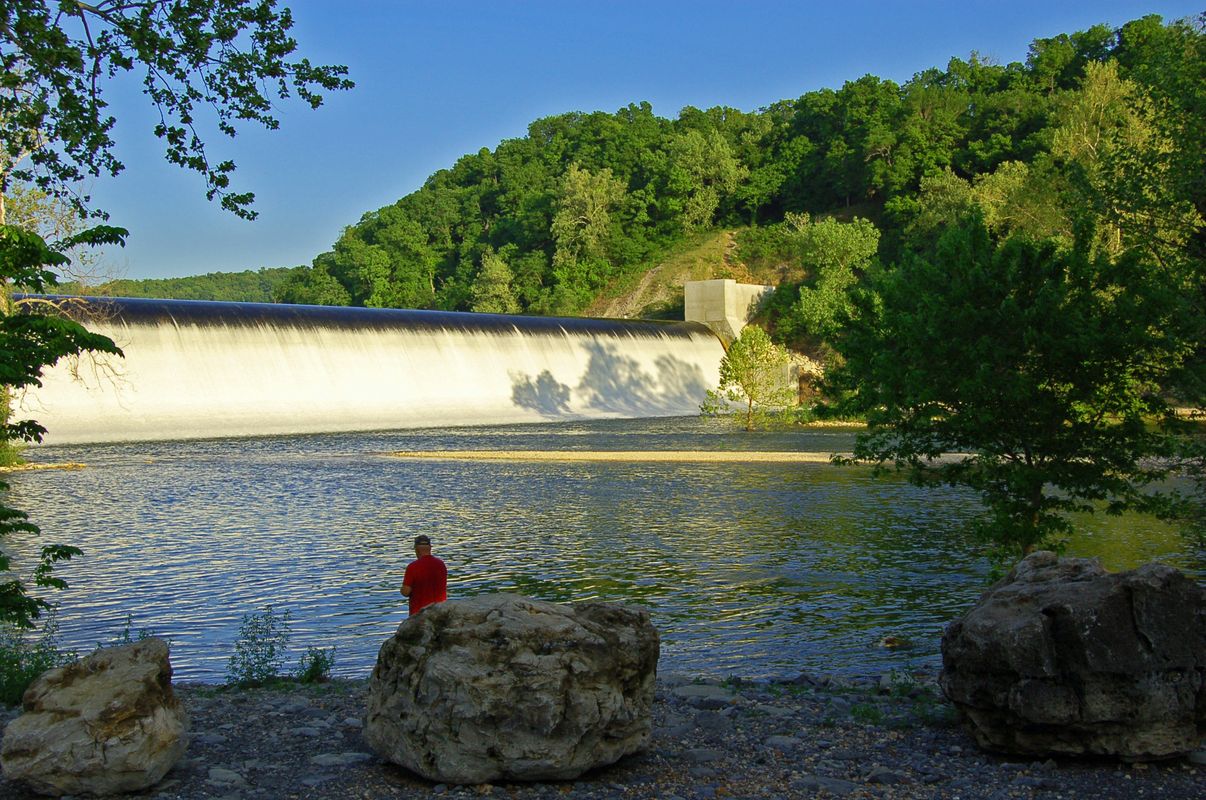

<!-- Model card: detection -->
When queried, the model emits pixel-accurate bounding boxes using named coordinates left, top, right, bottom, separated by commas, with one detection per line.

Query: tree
left=787, top=213, right=880, bottom=341
left=1058, top=58, right=1202, bottom=272
left=667, top=128, right=746, bottom=230
left=0, top=180, right=124, bottom=468
left=274, top=258, right=351, bottom=306
left=469, top=250, right=519, bottom=314
left=826, top=217, right=1198, bottom=560
left=1, top=223, right=124, bottom=627
left=0, top=0, right=353, bottom=218
left=0, top=1, right=350, bottom=624
left=701, top=325, right=795, bottom=431
left=891, top=163, right=1069, bottom=252
left=550, top=163, right=625, bottom=312
left=3, top=183, right=107, bottom=282
left=0, top=184, right=123, bottom=468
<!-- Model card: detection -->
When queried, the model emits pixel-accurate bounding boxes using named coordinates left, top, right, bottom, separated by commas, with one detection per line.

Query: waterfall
left=19, top=297, right=725, bottom=444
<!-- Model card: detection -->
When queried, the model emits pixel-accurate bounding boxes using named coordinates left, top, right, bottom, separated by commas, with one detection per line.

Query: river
left=4, top=417, right=1201, bottom=682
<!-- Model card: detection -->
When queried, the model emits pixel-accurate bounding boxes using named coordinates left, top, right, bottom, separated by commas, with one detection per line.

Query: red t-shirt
left=403, top=555, right=447, bottom=615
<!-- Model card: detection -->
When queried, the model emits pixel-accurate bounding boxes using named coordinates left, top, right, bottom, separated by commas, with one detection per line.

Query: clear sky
left=82, top=0, right=1202, bottom=281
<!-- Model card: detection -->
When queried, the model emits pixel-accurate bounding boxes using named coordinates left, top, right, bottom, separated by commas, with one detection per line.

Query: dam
left=19, top=297, right=725, bottom=444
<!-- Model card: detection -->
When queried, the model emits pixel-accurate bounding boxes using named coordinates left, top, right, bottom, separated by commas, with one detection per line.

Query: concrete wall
left=684, top=279, right=774, bottom=344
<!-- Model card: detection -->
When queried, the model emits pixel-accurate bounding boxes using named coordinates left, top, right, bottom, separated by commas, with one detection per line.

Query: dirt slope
left=586, top=230, right=755, bottom=319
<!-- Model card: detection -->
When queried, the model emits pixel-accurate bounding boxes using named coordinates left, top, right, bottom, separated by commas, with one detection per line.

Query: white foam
left=23, top=306, right=724, bottom=444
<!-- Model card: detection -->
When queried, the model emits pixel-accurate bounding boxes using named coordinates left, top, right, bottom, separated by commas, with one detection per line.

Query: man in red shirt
left=401, top=534, right=447, bottom=615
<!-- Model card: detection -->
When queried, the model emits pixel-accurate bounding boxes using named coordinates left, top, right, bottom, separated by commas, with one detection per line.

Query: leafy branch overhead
left=0, top=0, right=354, bottom=217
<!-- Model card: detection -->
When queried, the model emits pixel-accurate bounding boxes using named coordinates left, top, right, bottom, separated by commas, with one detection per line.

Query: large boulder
left=1, top=637, right=189, bottom=796
left=364, top=593, right=659, bottom=783
left=940, top=551, right=1205, bottom=760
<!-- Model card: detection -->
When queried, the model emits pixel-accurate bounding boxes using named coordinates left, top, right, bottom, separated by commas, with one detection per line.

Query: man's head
left=414, top=534, right=432, bottom=554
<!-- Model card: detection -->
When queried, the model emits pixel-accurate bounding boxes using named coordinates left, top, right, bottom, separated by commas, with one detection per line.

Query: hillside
left=272, top=13, right=1200, bottom=328
left=74, top=13, right=1200, bottom=341
left=587, top=231, right=742, bottom=319
left=585, top=226, right=824, bottom=320
left=60, top=267, right=304, bottom=303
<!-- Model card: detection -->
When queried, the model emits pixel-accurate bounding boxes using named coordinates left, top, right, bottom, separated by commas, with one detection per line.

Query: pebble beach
left=2, top=671, right=1202, bottom=800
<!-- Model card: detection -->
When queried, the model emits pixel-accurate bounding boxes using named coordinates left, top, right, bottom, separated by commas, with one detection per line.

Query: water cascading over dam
left=20, top=297, right=726, bottom=445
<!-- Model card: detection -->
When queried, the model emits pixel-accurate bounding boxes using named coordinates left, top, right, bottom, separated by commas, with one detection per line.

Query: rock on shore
left=364, top=594, right=659, bottom=783
left=0, top=638, right=188, bottom=796
left=941, top=552, right=1206, bottom=760
left=3, top=670, right=1202, bottom=799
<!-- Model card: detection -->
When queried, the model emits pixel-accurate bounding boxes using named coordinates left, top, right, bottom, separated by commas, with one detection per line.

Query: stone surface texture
left=364, top=593, right=659, bottom=784
left=684, top=278, right=774, bottom=343
left=0, top=637, right=189, bottom=796
left=940, top=551, right=1205, bottom=760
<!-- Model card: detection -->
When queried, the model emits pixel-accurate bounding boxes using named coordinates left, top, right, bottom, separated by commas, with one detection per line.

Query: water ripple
left=5, top=418, right=1201, bottom=682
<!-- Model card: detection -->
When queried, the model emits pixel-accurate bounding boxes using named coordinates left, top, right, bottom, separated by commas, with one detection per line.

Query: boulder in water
left=0, top=637, right=189, bottom=796
left=364, top=593, right=659, bottom=783
left=940, top=551, right=1205, bottom=760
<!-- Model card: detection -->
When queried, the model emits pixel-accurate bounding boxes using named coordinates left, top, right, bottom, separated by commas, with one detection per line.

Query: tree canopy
left=1, top=0, right=353, bottom=218
left=825, top=216, right=1199, bottom=558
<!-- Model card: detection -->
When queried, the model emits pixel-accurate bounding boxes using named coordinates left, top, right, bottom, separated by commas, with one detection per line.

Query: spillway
left=18, top=297, right=726, bottom=445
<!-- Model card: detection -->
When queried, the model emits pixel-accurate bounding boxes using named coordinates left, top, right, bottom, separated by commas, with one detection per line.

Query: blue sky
left=84, top=0, right=1202, bottom=280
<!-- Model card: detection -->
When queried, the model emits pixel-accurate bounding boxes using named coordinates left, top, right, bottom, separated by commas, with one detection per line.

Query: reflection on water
left=4, top=418, right=1202, bottom=682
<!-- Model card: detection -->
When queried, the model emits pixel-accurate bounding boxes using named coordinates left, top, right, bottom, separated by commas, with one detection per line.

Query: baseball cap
left=414, top=535, right=432, bottom=547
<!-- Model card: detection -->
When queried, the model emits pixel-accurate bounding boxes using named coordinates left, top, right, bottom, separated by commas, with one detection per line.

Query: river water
left=5, top=417, right=1202, bottom=683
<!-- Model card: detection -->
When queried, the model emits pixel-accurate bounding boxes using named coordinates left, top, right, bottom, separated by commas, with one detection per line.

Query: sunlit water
left=4, top=418, right=1202, bottom=683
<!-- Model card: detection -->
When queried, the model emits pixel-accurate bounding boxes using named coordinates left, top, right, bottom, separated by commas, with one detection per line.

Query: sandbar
left=0, top=462, right=86, bottom=473
left=388, top=450, right=845, bottom=463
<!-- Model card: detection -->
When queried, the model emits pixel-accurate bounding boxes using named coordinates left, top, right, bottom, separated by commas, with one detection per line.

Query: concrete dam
left=20, top=297, right=726, bottom=445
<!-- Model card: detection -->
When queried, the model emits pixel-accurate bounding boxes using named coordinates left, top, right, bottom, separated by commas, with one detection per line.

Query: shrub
left=100, top=614, right=161, bottom=649
left=734, top=224, right=795, bottom=272
left=226, top=605, right=292, bottom=686
left=295, top=646, right=336, bottom=684
left=850, top=701, right=885, bottom=725
left=0, top=611, right=76, bottom=706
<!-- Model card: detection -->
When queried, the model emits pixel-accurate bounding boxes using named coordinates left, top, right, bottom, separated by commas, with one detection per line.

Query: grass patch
left=296, top=645, right=336, bottom=684
left=585, top=230, right=734, bottom=318
left=850, top=701, right=886, bottom=725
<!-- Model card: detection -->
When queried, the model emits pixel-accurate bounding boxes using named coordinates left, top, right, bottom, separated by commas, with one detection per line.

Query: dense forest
left=61, top=267, right=303, bottom=303
left=268, top=12, right=1201, bottom=343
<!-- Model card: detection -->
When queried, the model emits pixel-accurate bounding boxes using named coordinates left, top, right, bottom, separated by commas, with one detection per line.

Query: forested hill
left=271, top=13, right=1201, bottom=321
left=63, top=267, right=304, bottom=303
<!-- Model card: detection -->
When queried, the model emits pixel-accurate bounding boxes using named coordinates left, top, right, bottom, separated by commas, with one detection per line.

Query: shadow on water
left=510, top=341, right=710, bottom=418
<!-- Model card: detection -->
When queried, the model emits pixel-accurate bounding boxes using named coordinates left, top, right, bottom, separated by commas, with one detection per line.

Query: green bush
left=0, top=439, right=23, bottom=468
left=850, top=701, right=885, bottom=725
left=99, top=614, right=161, bottom=649
left=0, top=612, right=76, bottom=706
left=295, top=646, right=336, bottom=684
left=226, top=605, right=292, bottom=687
left=734, top=224, right=794, bottom=271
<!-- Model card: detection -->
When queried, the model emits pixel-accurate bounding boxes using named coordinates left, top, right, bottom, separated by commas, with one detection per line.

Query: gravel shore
left=3, top=671, right=1202, bottom=799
